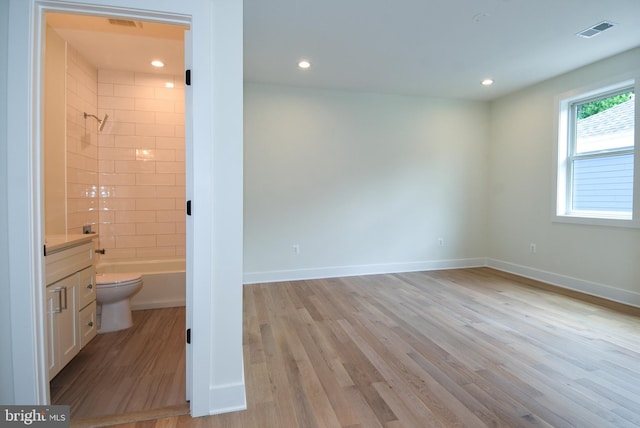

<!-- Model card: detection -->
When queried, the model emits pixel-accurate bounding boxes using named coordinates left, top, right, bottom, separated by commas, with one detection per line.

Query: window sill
left=553, top=213, right=639, bottom=229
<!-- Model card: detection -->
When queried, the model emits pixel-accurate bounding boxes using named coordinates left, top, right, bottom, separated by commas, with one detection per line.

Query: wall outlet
left=529, top=243, right=537, bottom=254
left=438, top=238, right=444, bottom=247
left=292, top=244, right=300, bottom=255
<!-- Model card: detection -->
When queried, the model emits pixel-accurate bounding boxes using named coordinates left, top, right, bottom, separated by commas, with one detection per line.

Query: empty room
left=2, top=0, right=640, bottom=427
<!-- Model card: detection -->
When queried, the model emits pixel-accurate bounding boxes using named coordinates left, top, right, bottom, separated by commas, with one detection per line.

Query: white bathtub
left=97, top=259, right=186, bottom=310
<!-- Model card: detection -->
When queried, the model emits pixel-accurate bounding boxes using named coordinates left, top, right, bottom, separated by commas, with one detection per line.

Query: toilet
left=96, top=272, right=143, bottom=333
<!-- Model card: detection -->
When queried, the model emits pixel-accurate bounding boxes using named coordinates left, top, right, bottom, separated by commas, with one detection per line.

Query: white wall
left=244, top=84, right=489, bottom=282
left=488, top=47, right=640, bottom=305
left=0, top=0, right=14, bottom=404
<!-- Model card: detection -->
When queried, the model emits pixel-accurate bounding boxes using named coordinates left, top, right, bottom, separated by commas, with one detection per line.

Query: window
left=555, top=78, right=639, bottom=227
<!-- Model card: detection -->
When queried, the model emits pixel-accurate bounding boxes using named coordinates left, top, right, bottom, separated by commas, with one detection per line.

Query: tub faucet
left=95, top=248, right=106, bottom=255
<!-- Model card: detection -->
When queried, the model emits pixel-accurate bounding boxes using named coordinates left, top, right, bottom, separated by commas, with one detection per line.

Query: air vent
left=108, top=18, right=143, bottom=28
left=577, top=21, right=615, bottom=38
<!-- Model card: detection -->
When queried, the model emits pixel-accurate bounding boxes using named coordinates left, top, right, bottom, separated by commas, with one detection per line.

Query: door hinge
left=185, top=69, right=191, bottom=86
left=186, top=200, right=192, bottom=216
left=186, top=328, right=191, bottom=344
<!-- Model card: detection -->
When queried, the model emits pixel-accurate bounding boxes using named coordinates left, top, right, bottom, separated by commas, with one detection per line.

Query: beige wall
left=96, top=70, right=185, bottom=261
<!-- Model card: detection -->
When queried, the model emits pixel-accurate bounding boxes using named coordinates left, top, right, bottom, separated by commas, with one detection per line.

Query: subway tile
left=99, top=172, right=136, bottom=186
left=114, top=160, right=156, bottom=174
left=98, top=160, right=115, bottom=173
left=99, top=70, right=135, bottom=85
left=156, top=210, right=184, bottom=223
left=114, top=84, right=155, bottom=99
left=156, top=137, right=184, bottom=149
left=99, top=248, right=136, bottom=260
left=154, top=86, right=183, bottom=101
left=156, top=161, right=184, bottom=174
left=135, top=98, right=174, bottom=113
left=155, top=186, right=184, bottom=198
left=136, top=123, right=176, bottom=137
left=116, top=235, right=156, bottom=249
left=108, top=122, right=137, bottom=136
left=114, top=135, right=156, bottom=149
left=157, top=233, right=185, bottom=247
left=136, top=173, right=175, bottom=186
left=99, top=198, right=136, bottom=211
left=155, top=111, right=184, bottom=126
left=98, top=95, right=135, bottom=110
left=136, top=222, right=176, bottom=235
left=136, top=149, right=175, bottom=162
left=99, top=211, right=115, bottom=224
left=115, top=110, right=155, bottom=124
left=98, top=83, right=114, bottom=96
left=99, top=147, right=136, bottom=161
left=134, top=72, right=172, bottom=87
left=97, top=134, right=115, bottom=148
left=135, top=198, right=175, bottom=211
left=99, top=223, right=136, bottom=237
left=175, top=246, right=186, bottom=257
left=136, top=247, right=176, bottom=258
left=112, top=185, right=157, bottom=199
left=115, top=210, right=156, bottom=224
left=175, top=174, right=185, bottom=186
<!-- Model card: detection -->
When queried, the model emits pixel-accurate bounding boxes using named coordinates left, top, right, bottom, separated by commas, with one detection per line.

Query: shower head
left=84, top=112, right=109, bottom=132
left=99, top=114, right=109, bottom=132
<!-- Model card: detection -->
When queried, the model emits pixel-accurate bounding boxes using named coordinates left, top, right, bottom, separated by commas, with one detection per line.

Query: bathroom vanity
left=45, top=234, right=98, bottom=380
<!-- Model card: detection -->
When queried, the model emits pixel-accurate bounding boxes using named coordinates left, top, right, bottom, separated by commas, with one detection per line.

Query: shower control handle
left=95, top=248, right=106, bottom=255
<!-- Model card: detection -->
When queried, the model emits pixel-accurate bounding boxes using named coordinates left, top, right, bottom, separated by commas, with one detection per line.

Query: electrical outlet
left=530, top=243, right=537, bottom=254
left=292, top=244, right=300, bottom=255
left=438, top=238, right=444, bottom=247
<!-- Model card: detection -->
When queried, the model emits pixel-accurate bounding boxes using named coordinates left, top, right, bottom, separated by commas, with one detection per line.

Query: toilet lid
left=96, top=272, right=143, bottom=286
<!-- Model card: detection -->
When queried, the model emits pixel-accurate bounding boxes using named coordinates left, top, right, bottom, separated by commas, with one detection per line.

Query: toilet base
left=98, top=299, right=134, bottom=333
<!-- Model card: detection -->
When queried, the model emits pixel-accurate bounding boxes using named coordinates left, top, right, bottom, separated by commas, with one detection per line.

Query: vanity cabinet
left=45, top=237, right=97, bottom=380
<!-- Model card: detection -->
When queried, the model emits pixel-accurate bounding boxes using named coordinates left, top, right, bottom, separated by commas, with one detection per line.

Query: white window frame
left=554, top=74, right=640, bottom=228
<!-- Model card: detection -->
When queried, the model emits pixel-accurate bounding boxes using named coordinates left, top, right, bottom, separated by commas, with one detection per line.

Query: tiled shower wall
left=66, top=45, right=99, bottom=234
left=96, top=70, right=185, bottom=261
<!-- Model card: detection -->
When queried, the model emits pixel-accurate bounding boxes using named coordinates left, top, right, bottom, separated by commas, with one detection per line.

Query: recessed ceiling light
left=298, top=60, right=311, bottom=70
left=481, top=78, right=494, bottom=86
left=151, top=60, right=165, bottom=68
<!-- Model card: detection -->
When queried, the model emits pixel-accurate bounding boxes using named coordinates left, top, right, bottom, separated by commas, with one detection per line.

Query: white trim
left=552, top=72, right=640, bottom=228
left=209, top=382, right=247, bottom=415
left=243, top=258, right=487, bottom=284
left=8, top=0, right=246, bottom=418
left=487, top=259, right=640, bottom=308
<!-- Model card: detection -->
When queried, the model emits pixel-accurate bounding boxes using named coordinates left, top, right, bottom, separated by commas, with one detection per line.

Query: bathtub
left=97, top=259, right=186, bottom=310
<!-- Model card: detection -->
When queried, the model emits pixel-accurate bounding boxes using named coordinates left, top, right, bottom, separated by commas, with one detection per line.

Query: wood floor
left=50, top=306, right=187, bottom=421
left=96, top=268, right=640, bottom=427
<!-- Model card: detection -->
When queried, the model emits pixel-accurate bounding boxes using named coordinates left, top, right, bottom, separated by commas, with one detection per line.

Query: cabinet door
left=57, top=275, right=80, bottom=370
left=78, top=266, right=96, bottom=309
left=79, top=301, right=97, bottom=347
left=46, top=286, right=62, bottom=380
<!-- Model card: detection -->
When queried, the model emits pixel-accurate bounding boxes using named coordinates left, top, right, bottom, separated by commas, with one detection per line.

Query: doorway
left=43, top=11, right=188, bottom=420
left=6, top=0, right=244, bottom=417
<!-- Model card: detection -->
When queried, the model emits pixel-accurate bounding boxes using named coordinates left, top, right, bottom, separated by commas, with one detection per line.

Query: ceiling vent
left=577, top=21, right=615, bottom=38
left=108, top=18, right=143, bottom=29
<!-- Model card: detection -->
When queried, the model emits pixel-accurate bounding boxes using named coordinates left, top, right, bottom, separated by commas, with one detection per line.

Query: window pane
left=575, top=91, right=634, bottom=154
left=572, top=153, right=634, bottom=212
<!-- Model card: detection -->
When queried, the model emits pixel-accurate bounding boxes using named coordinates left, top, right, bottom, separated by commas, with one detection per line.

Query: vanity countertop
left=45, top=233, right=98, bottom=255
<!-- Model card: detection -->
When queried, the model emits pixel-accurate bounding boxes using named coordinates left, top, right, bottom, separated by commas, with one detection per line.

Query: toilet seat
left=96, top=272, right=143, bottom=288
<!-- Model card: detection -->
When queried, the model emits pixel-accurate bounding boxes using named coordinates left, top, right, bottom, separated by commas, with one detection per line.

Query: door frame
left=6, top=0, right=245, bottom=417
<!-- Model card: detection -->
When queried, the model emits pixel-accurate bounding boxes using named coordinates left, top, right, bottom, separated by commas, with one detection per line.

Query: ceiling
left=49, top=0, right=640, bottom=101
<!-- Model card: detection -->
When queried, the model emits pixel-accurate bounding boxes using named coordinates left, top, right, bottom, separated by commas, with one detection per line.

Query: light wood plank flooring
left=50, top=306, right=187, bottom=421
left=108, top=268, right=640, bottom=427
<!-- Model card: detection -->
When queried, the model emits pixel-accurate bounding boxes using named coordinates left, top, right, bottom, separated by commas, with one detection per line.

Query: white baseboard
left=243, top=258, right=487, bottom=284
left=209, top=382, right=247, bottom=415
left=487, top=258, right=640, bottom=308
